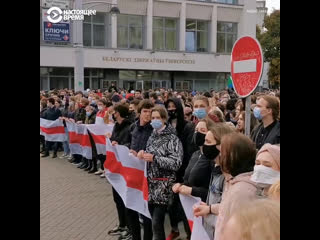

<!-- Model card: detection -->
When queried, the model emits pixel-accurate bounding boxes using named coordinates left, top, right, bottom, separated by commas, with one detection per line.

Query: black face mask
left=112, top=114, right=117, bottom=122
left=168, top=110, right=177, bottom=119
left=202, top=144, right=220, bottom=160
left=193, top=132, right=206, bottom=147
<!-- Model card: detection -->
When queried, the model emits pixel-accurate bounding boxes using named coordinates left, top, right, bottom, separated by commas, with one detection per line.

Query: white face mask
left=250, top=165, right=280, bottom=188
left=98, top=106, right=103, bottom=111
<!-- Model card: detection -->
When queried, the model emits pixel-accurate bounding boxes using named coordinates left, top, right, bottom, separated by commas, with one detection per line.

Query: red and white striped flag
left=85, top=124, right=114, bottom=155
left=66, top=122, right=92, bottom=159
left=179, top=194, right=211, bottom=240
left=40, top=118, right=67, bottom=142
left=104, top=138, right=151, bottom=218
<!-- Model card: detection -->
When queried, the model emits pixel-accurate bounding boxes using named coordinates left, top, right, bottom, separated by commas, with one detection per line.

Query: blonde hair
left=208, top=123, right=235, bottom=145
left=268, top=180, right=280, bottom=201
left=229, top=199, right=280, bottom=240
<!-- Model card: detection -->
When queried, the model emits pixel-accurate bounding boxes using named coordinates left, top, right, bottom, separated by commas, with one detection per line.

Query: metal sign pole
left=245, top=96, right=251, bottom=137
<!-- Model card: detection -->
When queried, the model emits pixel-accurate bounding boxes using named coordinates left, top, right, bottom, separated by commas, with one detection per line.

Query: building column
left=210, top=5, right=217, bottom=53
left=179, top=1, right=186, bottom=51
left=73, top=0, right=84, bottom=92
left=146, top=0, right=153, bottom=50
left=111, top=0, right=117, bottom=48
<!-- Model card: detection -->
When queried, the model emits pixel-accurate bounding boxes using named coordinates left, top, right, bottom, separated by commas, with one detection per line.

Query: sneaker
left=166, top=231, right=180, bottom=240
left=67, top=154, right=73, bottom=160
left=100, top=173, right=105, bottom=178
left=108, top=226, right=127, bottom=236
left=94, top=169, right=104, bottom=175
left=59, top=153, right=67, bottom=159
left=118, top=230, right=132, bottom=240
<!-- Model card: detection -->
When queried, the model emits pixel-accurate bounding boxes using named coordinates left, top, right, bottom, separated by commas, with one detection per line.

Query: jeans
left=148, top=204, right=167, bottom=240
left=62, top=127, right=70, bottom=155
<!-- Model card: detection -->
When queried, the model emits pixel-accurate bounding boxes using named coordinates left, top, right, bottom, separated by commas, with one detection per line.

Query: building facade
left=40, top=0, right=257, bottom=91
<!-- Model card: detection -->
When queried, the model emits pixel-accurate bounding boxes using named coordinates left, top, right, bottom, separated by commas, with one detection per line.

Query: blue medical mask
left=91, top=100, right=96, bottom=104
left=122, top=94, right=126, bottom=97
left=151, top=119, right=163, bottom=129
left=86, top=112, right=91, bottom=117
left=193, top=108, right=207, bottom=119
left=253, top=107, right=263, bottom=120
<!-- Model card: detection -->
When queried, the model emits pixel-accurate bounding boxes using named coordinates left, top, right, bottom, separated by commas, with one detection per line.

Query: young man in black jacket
left=108, top=103, right=133, bottom=240
left=124, top=100, right=154, bottom=240
left=41, top=98, right=62, bottom=158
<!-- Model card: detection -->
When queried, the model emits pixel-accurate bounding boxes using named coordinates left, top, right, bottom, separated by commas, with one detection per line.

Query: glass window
left=153, top=17, right=177, bottom=51
left=118, top=15, right=144, bottom=49
left=83, top=13, right=107, bottom=47
left=119, top=70, right=136, bottom=80
left=217, top=22, right=237, bottom=53
left=186, top=20, right=208, bottom=52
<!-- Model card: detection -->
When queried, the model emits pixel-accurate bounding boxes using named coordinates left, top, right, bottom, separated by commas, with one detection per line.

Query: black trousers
left=126, top=208, right=153, bottom=240
left=40, top=135, right=46, bottom=150
left=148, top=204, right=167, bottom=240
left=45, top=141, right=58, bottom=154
left=168, top=194, right=191, bottom=238
left=112, top=187, right=127, bottom=228
left=98, top=154, right=106, bottom=170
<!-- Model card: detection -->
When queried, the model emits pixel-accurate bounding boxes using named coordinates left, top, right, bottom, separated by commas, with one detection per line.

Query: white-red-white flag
left=40, top=118, right=66, bottom=142
left=66, top=122, right=92, bottom=159
left=179, top=194, right=211, bottom=240
left=104, top=138, right=151, bottom=218
left=85, top=124, right=114, bottom=155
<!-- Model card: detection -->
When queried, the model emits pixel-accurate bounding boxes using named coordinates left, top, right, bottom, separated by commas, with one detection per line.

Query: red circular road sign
left=231, top=36, right=264, bottom=98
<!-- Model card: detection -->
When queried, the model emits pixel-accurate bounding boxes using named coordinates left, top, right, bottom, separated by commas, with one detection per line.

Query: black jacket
left=74, top=107, right=86, bottom=123
left=130, top=120, right=154, bottom=152
left=40, top=107, right=48, bottom=118
left=42, top=107, right=61, bottom=120
left=166, top=98, right=198, bottom=182
left=250, top=120, right=280, bottom=149
left=110, top=119, right=132, bottom=148
left=183, top=150, right=213, bottom=202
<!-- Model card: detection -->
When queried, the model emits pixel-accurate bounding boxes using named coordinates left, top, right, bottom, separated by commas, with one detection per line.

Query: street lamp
left=73, top=0, right=120, bottom=92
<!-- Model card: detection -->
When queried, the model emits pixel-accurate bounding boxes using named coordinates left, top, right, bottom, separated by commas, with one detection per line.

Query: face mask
left=253, top=107, right=263, bottom=120
left=202, top=144, right=220, bottom=160
left=151, top=119, right=163, bottom=129
left=88, top=97, right=92, bottom=101
left=122, top=94, right=126, bottom=97
left=168, top=110, right=177, bottom=119
left=62, top=101, right=66, bottom=105
left=250, top=165, right=280, bottom=187
left=193, top=108, right=207, bottom=119
left=91, top=100, right=96, bottom=104
left=69, top=101, right=74, bottom=106
left=86, top=112, right=91, bottom=117
left=193, top=132, right=206, bottom=146
left=98, top=106, right=103, bottom=111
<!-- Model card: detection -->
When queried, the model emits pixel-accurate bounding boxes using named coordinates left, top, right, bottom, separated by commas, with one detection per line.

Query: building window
left=118, top=15, right=144, bottom=49
left=216, top=0, right=238, bottom=4
left=186, top=20, right=208, bottom=52
left=153, top=17, right=177, bottom=51
left=217, top=22, right=237, bottom=53
left=175, top=81, right=190, bottom=90
left=83, top=13, right=107, bottom=47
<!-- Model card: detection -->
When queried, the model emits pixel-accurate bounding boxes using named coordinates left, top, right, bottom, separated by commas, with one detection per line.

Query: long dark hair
left=165, top=98, right=186, bottom=138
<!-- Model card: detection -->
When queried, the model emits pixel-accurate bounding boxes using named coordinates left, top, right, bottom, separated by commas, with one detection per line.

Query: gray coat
left=145, top=124, right=183, bottom=205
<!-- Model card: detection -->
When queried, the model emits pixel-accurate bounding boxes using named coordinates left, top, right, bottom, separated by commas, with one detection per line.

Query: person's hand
left=59, top=117, right=63, bottom=120
left=143, top=153, right=154, bottom=162
left=129, top=150, right=138, bottom=157
left=106, top=133, right=112, bottom=138
left=172, top=183, right=182, bottom=193
left=111, top=141, right=118, bottom=146
left=179, top=185, right=192, bottom=195
left=69, top=118, right=75, bottom=123
left=76, top=121, right=82, bottom=124
left=193, top=202, right=210, bottom=217
left=137, top=150, right=144, bottom=160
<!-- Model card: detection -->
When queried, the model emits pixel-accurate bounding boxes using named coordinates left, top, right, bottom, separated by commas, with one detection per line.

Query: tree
left=256, top=10, right=280, bottom=88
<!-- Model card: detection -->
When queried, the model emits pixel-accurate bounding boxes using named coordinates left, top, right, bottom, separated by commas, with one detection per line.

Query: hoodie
left=214, top=172, right=258, bottom=240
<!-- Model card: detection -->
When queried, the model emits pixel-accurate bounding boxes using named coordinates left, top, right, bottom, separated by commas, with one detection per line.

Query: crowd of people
left=40, top=86, right=280, bottom=240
